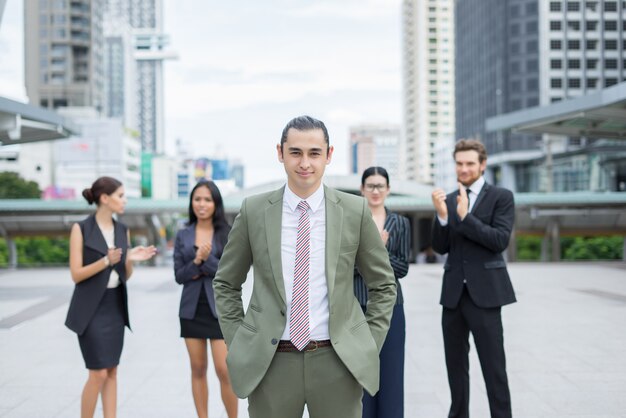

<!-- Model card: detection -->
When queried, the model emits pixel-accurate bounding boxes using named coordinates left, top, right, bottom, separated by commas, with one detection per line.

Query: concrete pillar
left=550, top=220, right=561, bottom=262
left=8, top=238, right=17, bottom=269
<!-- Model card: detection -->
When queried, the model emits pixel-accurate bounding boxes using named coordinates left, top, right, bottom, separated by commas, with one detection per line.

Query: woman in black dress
left=66, top=176, right=156, bottom=418
left=174, top=180, right=237, bottom=418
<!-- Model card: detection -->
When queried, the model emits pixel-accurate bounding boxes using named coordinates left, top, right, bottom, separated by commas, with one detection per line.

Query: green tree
left=0, top=172, right=41, bottom=198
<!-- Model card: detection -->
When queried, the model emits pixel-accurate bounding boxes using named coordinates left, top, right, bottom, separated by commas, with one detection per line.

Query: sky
left=0, top=0, right=404, bottom=187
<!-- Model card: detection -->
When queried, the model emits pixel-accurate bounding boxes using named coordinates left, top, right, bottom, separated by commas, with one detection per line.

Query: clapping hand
left=456, top=183, right=469, bottom=220
left=431, top=188, right=448, bottom=220
left=194, top=242, right=213, bottom=265
left=127, top=245, right=157, bottom=262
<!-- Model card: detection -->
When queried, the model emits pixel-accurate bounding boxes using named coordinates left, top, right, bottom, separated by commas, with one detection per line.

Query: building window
left=605, top=59, right=618, bottom=69
left=567, top=21, right=580, bottom=30
left=526, top=40, right=538, bottom=52
left=567, top=1, right=580, bottom=11
left=510, top=4, right=520, bottom=17
left=550, top=21, right=562, bottom=31
left=527, top=78, right=539, bottom=89
left=586, top=1, right=598, bottom=11
left=604, top=21, right=617, bottom=31
left=527, top=59, right=538, bottom=71
left=511, top=61, right=521, bottom=74
left=586, top=39, right=597, bottom=50
left=551, top=59, right=563, bottom=69
left=586, top=59, right=598, bottom=69
left=605, top=78, right=618, bottom=87
left=550, top=2, right=561, bottom=11
left=605, top=39, right=617, bottom=50
left=526, top=21, right=538, bottom=33
left=586, top=21, right=598, bottom=30
left=604, top=2, right=617, bottom=12
left=527, top=97, right=539, bottom=107
left=568, top=78, right=581, bottom=88
left=587, top=78, right=598, bottom=88
left=511, top=42, right=520, bottom=54
left=551, top=97, right=562, bottom=103
left=550, top=40, right=562, bottom=50
left=551, top=78, right=563, bottom=88
left=568, top=40, right=580, bottom=49
left=510, top=24, right=520, bottom=36
left=511, top=80, right=521, bottom=92
left=568, top=59, right=580, bottom=69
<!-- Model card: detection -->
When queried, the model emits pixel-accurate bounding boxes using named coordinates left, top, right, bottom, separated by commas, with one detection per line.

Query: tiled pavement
left=1, top=262, right=625, bottom=417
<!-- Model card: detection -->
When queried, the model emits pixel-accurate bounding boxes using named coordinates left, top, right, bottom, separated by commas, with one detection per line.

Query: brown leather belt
left=276, top=339, right=332, bottom=352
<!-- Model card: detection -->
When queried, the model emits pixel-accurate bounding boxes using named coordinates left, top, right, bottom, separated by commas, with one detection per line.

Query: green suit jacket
left=213, top=185, right=397, bottom=398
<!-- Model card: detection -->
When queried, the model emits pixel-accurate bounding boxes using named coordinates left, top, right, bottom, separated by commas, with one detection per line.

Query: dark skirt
left=180, top=290, right=223, bottom=339
left=78, top=286, right=125, bottom=370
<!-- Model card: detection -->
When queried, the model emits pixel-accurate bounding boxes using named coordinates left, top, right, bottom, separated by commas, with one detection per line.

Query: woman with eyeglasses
left=174, top=180, right=238, bottom=418
left=354, top=166, right=411, bottom=418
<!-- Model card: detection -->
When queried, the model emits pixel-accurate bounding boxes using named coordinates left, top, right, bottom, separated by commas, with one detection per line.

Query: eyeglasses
left=364, top=183, right=388, bottom=192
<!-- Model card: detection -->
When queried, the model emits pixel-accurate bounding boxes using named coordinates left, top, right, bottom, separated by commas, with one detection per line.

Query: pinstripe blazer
left=354, top=209, right=411, bottom=306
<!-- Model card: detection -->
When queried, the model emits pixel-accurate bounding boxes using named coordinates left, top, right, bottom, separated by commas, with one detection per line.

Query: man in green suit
left=213, top=115, right=397, bottom=418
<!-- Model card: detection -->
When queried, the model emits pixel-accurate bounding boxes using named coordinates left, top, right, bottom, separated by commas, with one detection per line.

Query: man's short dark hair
left=453, top=139, right=488, bottom=162
left=280, top=115, right=330, bottom=152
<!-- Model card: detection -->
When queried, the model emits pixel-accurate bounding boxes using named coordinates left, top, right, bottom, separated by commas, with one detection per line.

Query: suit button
left=271, top=338, right=278, bottom=345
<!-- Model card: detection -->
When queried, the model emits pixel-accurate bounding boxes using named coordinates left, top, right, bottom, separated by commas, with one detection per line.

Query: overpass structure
left=1, top=177, right=625, bottom=267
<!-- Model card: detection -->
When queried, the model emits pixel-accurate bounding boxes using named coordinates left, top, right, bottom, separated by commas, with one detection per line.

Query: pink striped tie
left=290, top=200, right=311, bottom=351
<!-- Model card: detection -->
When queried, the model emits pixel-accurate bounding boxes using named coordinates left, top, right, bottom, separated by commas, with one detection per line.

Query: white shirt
left=280, top=184, right=330, bottom=341
left=100, top=226, right=120, bottom=288
left=437, top=176, right=486, bottom=227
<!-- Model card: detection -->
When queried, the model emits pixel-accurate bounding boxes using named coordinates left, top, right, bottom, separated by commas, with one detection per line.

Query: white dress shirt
left=280, top=184, right=330, bottom=341
left=437, top=176, right=485, bottom=227
left=99, top=226, right=120, bottom=288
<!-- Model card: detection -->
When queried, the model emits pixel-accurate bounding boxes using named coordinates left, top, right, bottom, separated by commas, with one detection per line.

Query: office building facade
left=402, top=0, right=455, bottom=185
left=456, top=0, right=626, bottom=192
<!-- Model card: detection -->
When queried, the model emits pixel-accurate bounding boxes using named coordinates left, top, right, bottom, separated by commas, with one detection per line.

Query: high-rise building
left=349, top=124, right=402, bottom=179
left=455, top=0, right=626, bottom=192
left=24, top=0, right=105, bottom=111
left=103, top=0, right=176, bottom=154
left=402, top=0, right=455, bottom=185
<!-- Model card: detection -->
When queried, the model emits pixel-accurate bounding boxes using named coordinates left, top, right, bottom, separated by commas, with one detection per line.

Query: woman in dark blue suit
left=174, top=180, right=237, bottom=418
left=66, top=176, right=156, bottom=418
left=354, top=167, right=411, bottom=418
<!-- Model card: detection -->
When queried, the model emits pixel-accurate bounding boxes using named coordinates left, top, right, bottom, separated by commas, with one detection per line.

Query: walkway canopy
left=486, top=82, right=626, bottom=139
left=0, top=96, right=79, bottom=145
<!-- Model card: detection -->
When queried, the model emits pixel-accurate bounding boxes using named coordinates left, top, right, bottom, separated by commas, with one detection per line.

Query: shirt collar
left=467, top=176, right=486, bottom=195
left=284, top=183, right=325, bottom=213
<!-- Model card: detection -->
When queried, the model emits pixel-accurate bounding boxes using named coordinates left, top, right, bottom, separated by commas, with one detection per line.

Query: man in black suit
left=431, top=139, right=516, bottom=418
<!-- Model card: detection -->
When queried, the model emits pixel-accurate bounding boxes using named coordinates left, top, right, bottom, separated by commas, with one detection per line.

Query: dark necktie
left=466, top=188, right=472, bottom=211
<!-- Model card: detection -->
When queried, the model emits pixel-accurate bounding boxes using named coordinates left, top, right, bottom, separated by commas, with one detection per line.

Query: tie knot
left=297, top=200, right=310, bottom=213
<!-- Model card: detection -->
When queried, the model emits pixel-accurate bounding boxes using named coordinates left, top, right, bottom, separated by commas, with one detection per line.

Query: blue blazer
left=174, top=223, right=229, bottom=319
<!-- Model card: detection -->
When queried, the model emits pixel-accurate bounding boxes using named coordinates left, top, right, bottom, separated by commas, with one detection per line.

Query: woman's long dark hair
left=82, top=176, right=122, bottom=205
left=187, top=180, right=230, bottom=241
left=361, top=166, right=390, bottom=186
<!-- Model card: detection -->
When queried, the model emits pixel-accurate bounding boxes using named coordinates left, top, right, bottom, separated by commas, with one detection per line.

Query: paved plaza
left=1, top=262, right=625, bottom=417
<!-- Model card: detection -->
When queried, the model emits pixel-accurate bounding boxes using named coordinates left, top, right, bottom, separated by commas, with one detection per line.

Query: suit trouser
left=362, top=304, right=405, bottom=418
left=247, top=345, right=362, bottom=418
left=442, top=287, right=512, bottom=418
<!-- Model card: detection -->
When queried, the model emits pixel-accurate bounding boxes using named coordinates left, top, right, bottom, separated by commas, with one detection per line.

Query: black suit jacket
left=65, top=214, right=129, bottom=335
left=174, top=223, right=230, bottom=319
left=432, top=183, right=516, bottom=309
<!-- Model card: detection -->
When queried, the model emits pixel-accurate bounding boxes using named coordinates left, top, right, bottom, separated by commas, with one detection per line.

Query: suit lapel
left=324, top=186, right=342, bottom=297
left=471, top=183, right=490, bottom=213
left=265, top=188, right=287, bottom=306
left=83, top=215, right=108, bottom=256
